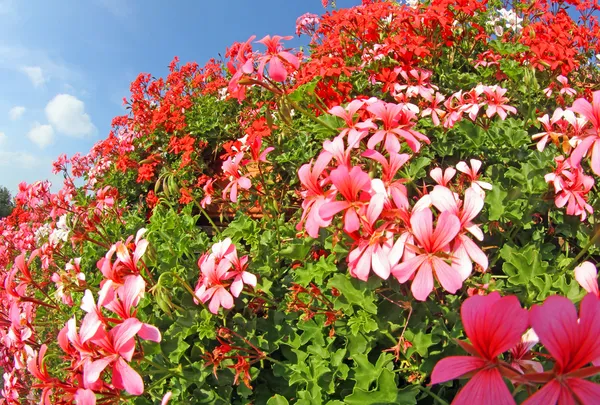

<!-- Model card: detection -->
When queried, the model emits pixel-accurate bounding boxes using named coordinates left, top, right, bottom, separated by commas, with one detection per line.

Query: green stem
left=195, top=201, right=222, bottom=237
left=569, top=230, right=600, bottom=269
left=417, top=385, right=450, bottom=405
left=243, top=290, right=278, bottom=307
left=170, top=272, right=197, bottom=299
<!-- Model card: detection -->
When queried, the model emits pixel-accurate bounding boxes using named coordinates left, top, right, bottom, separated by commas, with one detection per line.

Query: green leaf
left=328, top=273, right=378, bottom=315
left=266, top=394, right=289, bottom=405
left=486, top=185, right=507, bottom=221
left=345, top=369, right=418, bottom=404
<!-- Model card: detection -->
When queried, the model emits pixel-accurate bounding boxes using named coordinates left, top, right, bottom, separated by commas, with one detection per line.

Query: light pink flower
left=574, top=261, right=599, bottom=297
left=391, top=209, right=462, bottom=301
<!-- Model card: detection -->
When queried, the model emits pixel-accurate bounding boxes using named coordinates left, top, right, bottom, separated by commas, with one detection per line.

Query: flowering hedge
left=2, top=0, right=600, bottom=403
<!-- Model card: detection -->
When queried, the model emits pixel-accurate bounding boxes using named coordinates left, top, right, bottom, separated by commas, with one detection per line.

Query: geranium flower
left=523, top=294, right=600, bottom=404
left=84, top=318, right=150, bottom=395
left=574, top=261, right=599, bottom=297
left=319, top=165, right=371, bottom=234
left=256, top=35, right=299, bottom=82
left=195, top=254, right=234, bottom=314
left=430, top=292, right=529, bottom=405
left=391, top=208, right=462, bottom=301
left=430, top=167, right=456, bottom=186
left=222, top=152, right=252, bottom=203
left=570, top=90, right=600, bottom=176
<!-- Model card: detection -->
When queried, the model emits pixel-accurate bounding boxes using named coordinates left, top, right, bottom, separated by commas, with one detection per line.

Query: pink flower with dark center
left=319, top=165, right=372, bottom=234
left=430, top=292, right=529, bottom=405
left=391, top=208, right=462, bottom=301
left=523, top=294, right=600, bottom=404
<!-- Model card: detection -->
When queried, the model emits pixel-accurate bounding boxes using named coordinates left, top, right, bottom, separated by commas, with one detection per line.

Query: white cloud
left=0, top=150, right=37, bottom=168
left=0, top=132, right=6, bottom=145
left=8, top=106, right=25, bottom=120
left=27, top=123, right=54, bottom=148
left=45, top=94, right=95, bottom=137
left=21, top=66, right=46, bottom=87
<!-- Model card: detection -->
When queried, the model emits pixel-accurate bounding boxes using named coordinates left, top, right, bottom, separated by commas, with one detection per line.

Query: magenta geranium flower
left=430, top=292, right=529, bottom=405
left=523, top=294, right=600, bottom=404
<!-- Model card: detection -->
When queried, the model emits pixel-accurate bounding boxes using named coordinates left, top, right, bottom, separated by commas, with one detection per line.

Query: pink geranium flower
left=456, top=159, right=493, bottom=196
left=194, top=255, right=235, bottom=314
left=366, top=100, right=430, bottom=153
left=83, top=318, right=148, bottom=396
left=319, top=165, right=371, bottom=234
left=391, top=209, right=462, bottom=301
left=430, top=292, right=529, bottom=405
left=574, top=261, right=599, bottom=297
left=256, top=35, right=299, bottom=82
left=523, top=294, right=600, bottom=404
left=569, top=90, right=600, bottom=176
left=297, top=151, right=333, bottom=238
left=222, top=152, right=252, bottom=203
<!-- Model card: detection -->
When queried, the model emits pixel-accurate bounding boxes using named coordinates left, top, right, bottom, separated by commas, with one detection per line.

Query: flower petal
left=113, top=357, right=144, bottom=396
left=452, top=368, right=516, bottom=405
left=574, top=262, right=599, bottom=296
left=430, top=356, right=485, bottom=384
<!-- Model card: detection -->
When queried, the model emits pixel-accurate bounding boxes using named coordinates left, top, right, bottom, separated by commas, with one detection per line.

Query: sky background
left=0, top=0, right=361, bottom=195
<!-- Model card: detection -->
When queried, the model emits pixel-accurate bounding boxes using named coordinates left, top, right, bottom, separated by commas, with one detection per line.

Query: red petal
left=530, top=295, right=579, bottom=370
left=452, top=368, right=515, bottom=405
left=569, top=377, right=600, bottom=404
left=522, top=380, right=562, bottom=405
left=430, top=356, right=485, bottom=384
left=461, top=293, right=528, bottom=360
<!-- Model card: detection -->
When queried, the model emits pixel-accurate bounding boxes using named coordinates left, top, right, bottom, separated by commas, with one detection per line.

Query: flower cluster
left=297, top=96, right=493, bottom=301
left=194, top=238, right=257, bottom=314
left=534, top=91, right=600, bottom=220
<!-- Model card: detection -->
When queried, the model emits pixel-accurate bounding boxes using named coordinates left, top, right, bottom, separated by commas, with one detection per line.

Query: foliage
left=2, top=0, right=600, bottom=404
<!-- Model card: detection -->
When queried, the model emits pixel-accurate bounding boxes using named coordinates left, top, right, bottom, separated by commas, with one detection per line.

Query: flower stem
left=417, top=385, right=450, bottom=405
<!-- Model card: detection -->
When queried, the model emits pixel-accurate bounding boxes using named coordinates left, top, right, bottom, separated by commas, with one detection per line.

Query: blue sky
left=0, top=0, right=360, bottom=194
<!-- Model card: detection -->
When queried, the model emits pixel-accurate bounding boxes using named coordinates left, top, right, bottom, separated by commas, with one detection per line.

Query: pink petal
left=570, top=136, right=595, bottom=167
left=462, top=293, right=528, bottom=360
left=161, top=392, right=173, bottom=405
left=138, top=323, right=161, bottom=343
left=430, top=356, right=485, bottom=384
left=576, top=293, right=600, bottom=368
left=572, top=97, right=598, bottom=128
left=112, top=318, right=143, bottom=353
left=462, top=187, right=484, bottom=223
left=113, top=357, right=144, bottom=396
left=319, top=201, right=350, bottom=220
left=574, top=262, right=599, bottom=296
left=568, top=377, right=600, bottom=404
left=431, top=211, right=461, bottom=251
left=432, top=257, right=462, bottom=294
left=410, top=208, right=433, bottom=250
left=391, top=255, right=427, bottom=283
left=242, top=271, right=257, bottom=287
left=230, top=278, right=243, bottom=297
left=430, top=186, right=459, bottom=213
left=371, top=245, right=391, bottom=280
left=529, top=295, right=578, bottom=369
left=84, top=358, right=112, bottom=386
left=268, top=56, right=287, bottom=82
left=75, top=389, right=96, bottom=405
left=522, top=380, right=562, bottom=405
left=278, top=51, right=299, bottom=69
left=452, top=368, right=516, bottom=405
left=460, top=235, right=488, bottom=271
left=411, top=258, right=434, bottom=301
